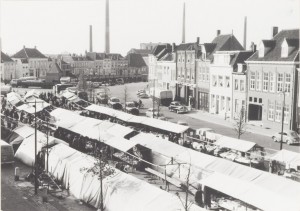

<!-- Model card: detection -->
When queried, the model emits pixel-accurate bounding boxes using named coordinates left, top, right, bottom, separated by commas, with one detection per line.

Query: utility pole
left=34, top=99, right=38, bottom=195
left=280, top=91, right=286, bottom=150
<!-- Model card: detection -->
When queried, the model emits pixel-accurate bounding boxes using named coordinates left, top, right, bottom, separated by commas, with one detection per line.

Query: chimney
left=196, top=37, right=200, bottom=45
left=251, top=42, right=257, bottom=52
left=23, top=45, right=25, bottom=49
left=182, top=2, right=186, bottom=43
left=172, top=43, right=176, bottom=52
left=105, top=0, right=110, bottom=53
left=89, top=25, right=93, bottom=52
left=243, top=16, right=247, bottom=50
left=216, top=30, right=221, bottom=36
left=272, top=26, right=278, bottom=38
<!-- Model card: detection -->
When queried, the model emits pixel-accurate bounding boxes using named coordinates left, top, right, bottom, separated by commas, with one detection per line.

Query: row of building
left=0, top=47, right=149, bottom=83
left=148, top=27, right=299, bottom=132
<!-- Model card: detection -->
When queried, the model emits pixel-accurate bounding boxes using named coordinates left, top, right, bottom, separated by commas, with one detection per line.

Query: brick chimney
left=272, top=26, right=278, bottom=38
left=196, top=37, right=200, bottom=45
left=217, top=30, right=221, bottom=36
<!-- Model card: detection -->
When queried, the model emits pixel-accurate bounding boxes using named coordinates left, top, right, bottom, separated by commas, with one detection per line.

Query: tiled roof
left=12, top=47, right=47, bottom=59
left=230, top=51, right=254, bottom=71
left=1, top=52, right=14, bottom=63
left=206, top=34, right=244, bottom=60
left=128, top=49, right=151, bottom=56
left=159, top=52, right=174, bottom=61
left=247, top=29, right=299, bottom=62
left=126, top=53, right=147, bottom=68
left=72, top=56, right=93, bottom=61
left=151, top=44, right=172, bottom=56
left=176, top=43, right=197, bottom=51
left=95, top=53, right=124, bottom=60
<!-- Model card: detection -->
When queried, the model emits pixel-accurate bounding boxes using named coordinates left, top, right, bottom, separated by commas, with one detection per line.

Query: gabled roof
left=151, top=44, right=172, bottom=55
left=12, top=47, right=47, bottom=59
left=159, top=52, right=174, bottom=61
left=72, top=56, right=93, bottom=61
left=95, top=53, right=124, bottom=60
left=230, top=51, right=254, bottom=71
left=49, top=62, right=62, bottom=73
left=126, top=53, right=147, bottom=68
left=205, top=34, right=244, bottom=60
left=176, top=43, right=197, bottom=51
left=1, top=52, right=14, bottom=63
left=127, top=49, right=151, bottom=56
left=247, top=29, right=299, bottom=62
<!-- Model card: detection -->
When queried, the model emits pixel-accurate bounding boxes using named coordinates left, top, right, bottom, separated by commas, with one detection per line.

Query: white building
left=1, top=52, right=16, bottom=81
left=12, top=46, right=49, bottom=79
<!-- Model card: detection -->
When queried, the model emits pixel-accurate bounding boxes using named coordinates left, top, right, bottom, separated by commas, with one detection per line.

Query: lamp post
left=280, top=91, right=286, bottom=150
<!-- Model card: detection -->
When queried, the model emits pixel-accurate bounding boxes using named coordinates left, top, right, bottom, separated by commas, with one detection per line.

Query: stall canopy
left=214, top=136, right=256, bottom=152
left=23, top=89, right=40, bottom=100
left=47, top=144, right=205, bottom=211
left=15, top=133, right=67, bottom=166
left=199, top=172, right=300, bottom=211
left=50, top=108, right=85, bottom=128
left=270, top=149, right=300, bottom=169
left=7, top=92, right=23, bottom=106
left=5, top=125, right=36, bottom=145
left=104, top=136, right=136, bottom=152
left=130, top=132, right=300, bottom=211
left=85, top=104, right=189, bottom=134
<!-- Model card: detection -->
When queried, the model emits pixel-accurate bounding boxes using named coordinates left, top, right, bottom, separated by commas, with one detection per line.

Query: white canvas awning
left=106, top=124, right=134, bottom=138
left=104, top=136, right=136, bottom=152
left=7, top=92, right=23, bottom=106
left=141, top=118, right=189, bottom=134
left=270, top=149, right=300, bottom=169
left=85, top=104, right=117, bottom=117
left=23, top=89, right=40, bottom=100
left=214, top=136, right=256, bottom=152
left=50, top=108, right=85, bottom=128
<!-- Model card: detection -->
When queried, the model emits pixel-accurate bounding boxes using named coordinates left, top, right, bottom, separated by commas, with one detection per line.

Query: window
left=259, top=98, right=262, bottom=103
left=226, top=76, right=230, bottom=88
left=254, top=97, right=257, bottom=103
left=275, top=103, right=282, bottom=122
left=268, top=102, right=274, bottom=120
left=240, top=80, right=245, bottom=91
left=256, top=71, right=261, bottom=91
left=284, top=105, right=289, bottom=124
left=250, top=72, right=256, bottom=90
left=249, top=97, right=252, bottom=102
left=285, top=73, right=291, bottom=93
left=263, top=72, right=269, bottom=92
left=241, top=100, right=245, bottom=110
left=218, top=76, right=223, bottom=87
left=277, top=73, right=283, bottom=92
left=269, top=73, right=275, bottom=92
left=235, top=99, right=238, bottom=113
left=212, top=75, right=217, bottom=87
left=234, top=79, right=239, bottom=90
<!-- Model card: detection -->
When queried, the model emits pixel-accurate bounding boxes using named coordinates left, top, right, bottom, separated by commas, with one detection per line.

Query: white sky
left=0, top=0, right=299, bottom=56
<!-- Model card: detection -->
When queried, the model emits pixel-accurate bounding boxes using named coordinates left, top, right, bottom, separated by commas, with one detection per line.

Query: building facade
left=246, top=28, right=299, bottom=131
left=210, top=51, right=253, bottom=118
left=196, top=32, right=244, bottom=111
left=12, top=46, right=49, bottom=79
left=126, top=53, right=148, bottom=82
left=1, top=52, right=16, bottom=81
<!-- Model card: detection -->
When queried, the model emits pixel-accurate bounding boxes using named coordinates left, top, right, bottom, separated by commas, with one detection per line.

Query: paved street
left=12, top=82, right=300, bottom=153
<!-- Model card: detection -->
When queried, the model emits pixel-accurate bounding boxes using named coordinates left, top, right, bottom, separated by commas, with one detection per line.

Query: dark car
left=125, top=102, right=139, bottom=115
left=168, top=101, right=182, bottom=111
left=108, top=97, right=122, bottom=110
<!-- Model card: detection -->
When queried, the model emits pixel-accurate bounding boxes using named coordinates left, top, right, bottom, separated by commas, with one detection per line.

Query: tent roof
left=50, top=108, right=85, bottom=128
left=106, top=124, right=134, bottom=138
left=17, top=100, right=49, bottom=114
left=104, top=136, right=136, bottom=152
left=7, top=92, right=23, bottom=106
left=214, top=136, right=256, bottom=152
left=24, top=89, right=40, bottom=100
left=86, top=104, right=117, bottom=117
left=270, top=149, right=300, bottom=169
left=200, top=172, right=300, bottom=211
left=140, top=118, right=189, bottom=134
left=0, top=140, right=9, bottom=146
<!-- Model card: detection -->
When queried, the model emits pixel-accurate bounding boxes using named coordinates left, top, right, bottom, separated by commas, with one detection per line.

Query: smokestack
left=216, top=30, right=221, bottom=37
left=105, top=0, right=110, bottom=53
left=243, top=16, right=247, bottom=50
left=182, top=2, right=185, bottom=43
left=196, top=37, right=200, bottom=45
left=272, top=26, right=278, bottom=38
left=89, top=25, right=93, bottom=52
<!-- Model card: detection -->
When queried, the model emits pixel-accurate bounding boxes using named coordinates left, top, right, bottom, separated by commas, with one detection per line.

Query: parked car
left=145, top=108, right=163, bottom=118
left=108, top=97, right=122, bottom=110
left=138, top=93, right=149, bottom=99
left=125, top=102, right=139, bottom=115
left=10, top=79, right=19, bottom=87
left=116, top=78, right=124, bottom=85
left=137, top=89, right=146, bottom=95
left=272, top=131, right=300, bottom=145
left=168, top=101, right=182, bottom=111
left=175, top=106, right=189, bottom=114
left=92, top=82, right=101, bottom=88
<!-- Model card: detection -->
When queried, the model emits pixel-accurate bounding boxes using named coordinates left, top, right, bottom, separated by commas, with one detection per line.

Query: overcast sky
left=0, top=0, right=299, bottom=56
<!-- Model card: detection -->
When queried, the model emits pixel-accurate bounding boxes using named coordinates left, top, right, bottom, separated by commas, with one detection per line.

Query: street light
left=280, top=91, right=286, bottom=150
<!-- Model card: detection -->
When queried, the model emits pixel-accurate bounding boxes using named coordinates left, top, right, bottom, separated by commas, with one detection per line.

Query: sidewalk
left=185, top=110, right=276, bottom=138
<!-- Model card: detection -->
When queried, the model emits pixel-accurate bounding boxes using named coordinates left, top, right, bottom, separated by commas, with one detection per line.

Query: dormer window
left=281, top=38, right=289, bottom=58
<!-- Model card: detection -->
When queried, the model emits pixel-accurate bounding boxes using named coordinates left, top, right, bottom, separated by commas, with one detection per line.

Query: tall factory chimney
left=105, top=0, right=110, bottom=53
left=89, top=25, right=93, bottom=52
left=182, top=2, right=185, bottom=43
left=243, top=16, right=247, bottom=50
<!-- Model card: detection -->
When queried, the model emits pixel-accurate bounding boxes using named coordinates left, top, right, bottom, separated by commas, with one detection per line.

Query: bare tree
left=233, top=107, right=247, bottom=139
left=176, top=163, right=193, bottom=211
